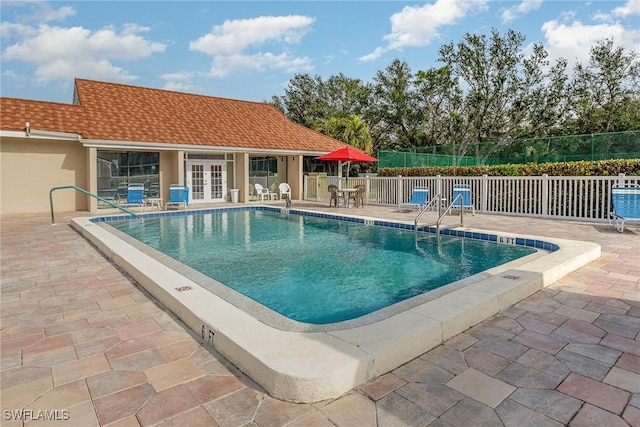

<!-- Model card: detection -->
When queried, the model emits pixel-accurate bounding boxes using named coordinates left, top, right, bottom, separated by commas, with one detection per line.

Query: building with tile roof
left=1, top=79, right=347, bottom=214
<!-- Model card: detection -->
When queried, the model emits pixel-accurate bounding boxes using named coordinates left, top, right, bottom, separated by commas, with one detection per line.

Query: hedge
left=377, top=159, right=640, bottom=177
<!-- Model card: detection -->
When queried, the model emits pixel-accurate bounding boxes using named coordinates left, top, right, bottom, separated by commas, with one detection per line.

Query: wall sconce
left=25, top=121, right=30, bottom=136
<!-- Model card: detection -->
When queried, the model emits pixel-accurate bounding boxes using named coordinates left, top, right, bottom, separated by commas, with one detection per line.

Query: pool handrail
left=414, top=193, right=450, bottom=228
left=436, top=193, right=464, bottom=233
left=49, top=185, right=144, bottom=225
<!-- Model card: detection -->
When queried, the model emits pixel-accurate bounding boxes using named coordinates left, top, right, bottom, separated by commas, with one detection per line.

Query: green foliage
left=312, top=115, right=373, bottom=154
left=272, top=30, right=639, bottom=162
left=378, top=159, right=640, bottom=177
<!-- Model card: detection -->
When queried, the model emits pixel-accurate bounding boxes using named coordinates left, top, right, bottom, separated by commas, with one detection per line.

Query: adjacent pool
left=110, top=209, right=536, bottom=324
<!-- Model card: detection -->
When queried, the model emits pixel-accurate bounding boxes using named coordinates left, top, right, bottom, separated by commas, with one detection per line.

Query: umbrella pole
left=346, top=161, right=351, bottom=186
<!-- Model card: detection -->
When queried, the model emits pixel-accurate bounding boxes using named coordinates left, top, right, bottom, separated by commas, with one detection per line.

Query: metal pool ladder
left=414, top=193, right=464, bottom=234
left=49, top=185, right=144, bottom=224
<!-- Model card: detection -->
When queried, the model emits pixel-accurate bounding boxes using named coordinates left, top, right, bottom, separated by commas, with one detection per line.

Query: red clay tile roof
left=1, top=78, right=347, bottom=154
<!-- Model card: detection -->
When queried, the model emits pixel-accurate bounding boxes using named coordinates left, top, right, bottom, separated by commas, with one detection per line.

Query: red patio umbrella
left=316, top=146, right=378, bottom=184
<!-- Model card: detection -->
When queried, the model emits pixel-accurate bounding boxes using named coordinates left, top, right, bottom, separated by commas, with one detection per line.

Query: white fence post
left=397, top=176, right=403, bottom=209
left=304, top=175, right=309, bottom=200
left=365, top=174, right=370, bottom=205
left=618, top=173, right=626, bottom=186
left=541, top=174, right=548, bottom=218
left=481, top=175, right=488, bottom=212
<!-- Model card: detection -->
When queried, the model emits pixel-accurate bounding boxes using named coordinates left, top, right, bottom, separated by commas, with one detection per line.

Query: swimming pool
left=110, top=209, right=536, bottom=324
left=73, top=205, right=600, bottom=402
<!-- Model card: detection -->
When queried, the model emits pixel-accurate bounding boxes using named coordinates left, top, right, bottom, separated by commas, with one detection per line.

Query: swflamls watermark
left=3, top=409, right=70, bottom=421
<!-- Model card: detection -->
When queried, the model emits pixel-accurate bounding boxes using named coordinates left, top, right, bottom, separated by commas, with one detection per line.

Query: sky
left=1, top=0, right=639, bottom=105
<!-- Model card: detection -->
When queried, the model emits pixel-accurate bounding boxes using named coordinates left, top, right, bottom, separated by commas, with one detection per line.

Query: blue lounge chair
left=165, top=185, right=189, bottom=210
left=452, top=184, right=475, bottom=215
left=609, top=185, right=640, bottom=232
left=120, top=183, right=145, bottom=208
left=400, top=187, right=429, bottom=211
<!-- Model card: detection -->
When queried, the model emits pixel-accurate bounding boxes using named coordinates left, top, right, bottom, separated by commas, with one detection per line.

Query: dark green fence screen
left=379, top=131, right=640, bottom=168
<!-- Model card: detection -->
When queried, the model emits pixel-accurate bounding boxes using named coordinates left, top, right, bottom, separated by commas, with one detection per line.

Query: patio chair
left=348, top=184, right=366, bottom=208
left=328, top=184, right=340, bottom=207
left=451, top=184, right=475, bottom=216
left=399, top=187, right=429, bottom=212
left=147, top=184, right=159, bottom=198
left=255, top=183, right=276, bottom=201
left=165, top=185, right=189, bottom=210
left=120, top=183, right=145, bottom=208
left=279, top=183, right=292, bottom=200
left=114, top=184, right=129, bottom=203
left=609, top=185, right=640, bottom=232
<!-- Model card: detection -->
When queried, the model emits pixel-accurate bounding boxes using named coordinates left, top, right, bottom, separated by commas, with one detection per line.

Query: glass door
left=187, top=160, right=226, bottom=203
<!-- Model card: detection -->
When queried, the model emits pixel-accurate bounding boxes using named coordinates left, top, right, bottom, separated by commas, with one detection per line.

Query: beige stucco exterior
left=1, top=136, right=88, bottom=214
left=0, top=134, right=311, bottom=215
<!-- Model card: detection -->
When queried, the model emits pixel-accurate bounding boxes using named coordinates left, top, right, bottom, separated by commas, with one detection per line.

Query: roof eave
left=0, top=129, right=81, bottom=141
left=80, top=139, right=328, bottom=156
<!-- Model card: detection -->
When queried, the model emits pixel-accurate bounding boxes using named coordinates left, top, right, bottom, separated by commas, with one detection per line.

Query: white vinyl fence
left=304, top=174, right=640, bottom=222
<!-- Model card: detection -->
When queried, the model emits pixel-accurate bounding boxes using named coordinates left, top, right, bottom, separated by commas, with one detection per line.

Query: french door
left=186, top=160, right=227, bottom=203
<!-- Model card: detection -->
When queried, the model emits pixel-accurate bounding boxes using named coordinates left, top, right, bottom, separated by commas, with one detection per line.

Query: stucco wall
left=0, top=136, right=87, bottom=215
left=159, top=150, right=180, bottom=202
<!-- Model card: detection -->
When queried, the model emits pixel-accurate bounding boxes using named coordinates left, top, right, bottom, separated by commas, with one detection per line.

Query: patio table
left=340, top=188, right=358, bottom=207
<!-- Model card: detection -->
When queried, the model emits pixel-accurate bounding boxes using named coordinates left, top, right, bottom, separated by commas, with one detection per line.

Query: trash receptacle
left=230, top=189, right=239, bottom=203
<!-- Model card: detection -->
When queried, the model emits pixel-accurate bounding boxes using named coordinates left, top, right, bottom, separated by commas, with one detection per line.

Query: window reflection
left=97, top=151, right=159, bottom=207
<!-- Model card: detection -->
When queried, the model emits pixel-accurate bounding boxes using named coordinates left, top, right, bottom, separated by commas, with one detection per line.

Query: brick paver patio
left=1, top=203, right=639, bottom=426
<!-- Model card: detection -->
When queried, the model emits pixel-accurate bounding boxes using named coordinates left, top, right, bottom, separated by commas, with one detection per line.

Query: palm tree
left=313, top=115, right=375, bottom=176
left=313, top=115, right=373, bottom=154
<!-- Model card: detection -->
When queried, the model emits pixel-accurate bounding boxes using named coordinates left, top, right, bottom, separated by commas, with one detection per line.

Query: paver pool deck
left=1, top=202, right=639, bottom=426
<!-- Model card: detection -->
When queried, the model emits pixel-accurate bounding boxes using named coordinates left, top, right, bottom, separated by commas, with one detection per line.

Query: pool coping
left=71, top=206, right=601, bottom=403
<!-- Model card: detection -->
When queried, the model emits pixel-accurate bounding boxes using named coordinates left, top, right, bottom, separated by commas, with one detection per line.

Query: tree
left=365, top=59, right=424, bottom=151
left=569, top=39, right=640, bottom=133
left=437, top=28, right=571, bottom=160
left=272, top=74, right=327, bottom=127
left=312, top=115, right=374, bottom=175
left=313, top=115, right=373, bottom=154
left=415, top=66, right=466, bottom=154
left=322, top=73, right=370, bottom=119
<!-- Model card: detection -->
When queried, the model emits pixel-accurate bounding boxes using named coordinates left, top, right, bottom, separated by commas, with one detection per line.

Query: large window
left=97, top=151, right=159, bottom=205
left=249, top=156, right=278, bottom=193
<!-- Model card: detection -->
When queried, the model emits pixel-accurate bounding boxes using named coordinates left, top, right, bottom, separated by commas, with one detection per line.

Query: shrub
left=377, top=159, right=640, bottom=177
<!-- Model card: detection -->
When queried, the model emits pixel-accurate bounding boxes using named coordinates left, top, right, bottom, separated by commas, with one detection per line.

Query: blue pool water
left=111, top=209, right=536, bottom=324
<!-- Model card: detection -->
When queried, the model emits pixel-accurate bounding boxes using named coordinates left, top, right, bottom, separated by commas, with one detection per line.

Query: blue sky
left=1, top=1, right=639, bottom=104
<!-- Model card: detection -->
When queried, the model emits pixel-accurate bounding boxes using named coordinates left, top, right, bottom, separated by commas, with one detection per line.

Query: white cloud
left=593, top=0, right=640, bottom=20
left=208, top=52, right=313, bottom=78
left=541, top=19, right=640, bottom=70
left=2, top=2, right=77, bottom=25
left=160, top=71, right=199, bottom=92
left=2, top=23, right=166, bottom=84
left=359, top=0, right=487, bottom=62
left=189, top=15, right=315, bottom=77
left=359, top=47, right=386, bottom=62
left=501, top=0, right=542, bottom=23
